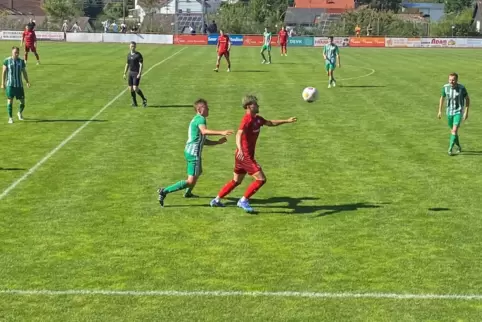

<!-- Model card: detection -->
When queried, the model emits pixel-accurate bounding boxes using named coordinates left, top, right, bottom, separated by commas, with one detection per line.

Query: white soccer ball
left=302, top=87, right=318, bottom=103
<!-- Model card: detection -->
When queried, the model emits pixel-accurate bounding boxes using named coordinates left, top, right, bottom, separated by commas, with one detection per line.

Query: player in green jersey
left=438, top=72, right=470, bottom=155
left=1, top=47, right=30, bottom=124
left=323, top=36, right=341, bottom=88
left=157, top=99, right=234, bottom=207
left=261, top=27, right=272, bottom=64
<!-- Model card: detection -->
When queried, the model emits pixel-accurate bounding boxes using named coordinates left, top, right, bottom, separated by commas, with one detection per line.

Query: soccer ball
left=302, top=87, right=318, bottom=103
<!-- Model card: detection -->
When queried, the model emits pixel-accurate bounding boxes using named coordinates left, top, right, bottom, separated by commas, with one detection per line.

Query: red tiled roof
left=294, top=0, right=354, bottom=10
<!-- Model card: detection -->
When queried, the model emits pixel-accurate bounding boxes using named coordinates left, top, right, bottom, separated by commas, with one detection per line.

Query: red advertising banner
left=243, top=35, right=278, bottom=47
left=349, top=37, right=385, bottom=47
left=174, top=35, right=207, bottom=45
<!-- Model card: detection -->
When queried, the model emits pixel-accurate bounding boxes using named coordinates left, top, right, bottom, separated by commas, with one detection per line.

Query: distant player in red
left=214, top=29, right=231, bottom=72
left=278, top=26, right=288, bottom=56
left=21, top=24, right=40, bottom=65
left=210, top=95, right=297, bottom=213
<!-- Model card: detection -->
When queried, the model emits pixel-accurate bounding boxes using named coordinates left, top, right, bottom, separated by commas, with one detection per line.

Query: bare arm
left=228, top=40, right=231, bottom=51
left=265, top=117, right=297, bottom=127
left=464, top=96, right=470, bottom=120
left=1, top=65, right=6, bottom=88
left=123, top=63, right=129, bottom=75
left=22, top=68, right=30, bottom=85
left=337, top=53, right=341, bottom=66
left=438, top=96, right=445, bottom=117
left=138, top=62, right=143, bottom=76
left=236, top=130, right=243, bottom=151
left=199, top=124, right=233, bottom=136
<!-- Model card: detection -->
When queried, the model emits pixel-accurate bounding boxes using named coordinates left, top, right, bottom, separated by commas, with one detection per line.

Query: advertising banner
left=243, top=35, right=278, bottom=46
left=314, top=37, right=349, bottom=47
left=103, top=33, right=172, bottom=44
left=385, top=37, right=421, bottom=47
left=66, top=33, right=103, bottom=42
left=349, top=37, right=385, bottom=47
left=1, top=30, right=64, bottom=41
left=174, top=34, right=207, bottom=45
left=466, top=38, right=482, bottom=47
left=288, top=36, right=314, bottom=47
left=208, top=34, right=243, bottom=45
left=421, top=38, right=457, bottom=48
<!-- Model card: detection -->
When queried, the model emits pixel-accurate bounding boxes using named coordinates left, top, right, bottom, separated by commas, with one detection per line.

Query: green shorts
left=6, top=86, right=24, bottom=100
left=184, top=152, right=202, bottom=177
left=325, top=62, right=336, bottom=71
left=261, top=45, right=271, bottom=52
left=448, top=114, right=462, bottom=128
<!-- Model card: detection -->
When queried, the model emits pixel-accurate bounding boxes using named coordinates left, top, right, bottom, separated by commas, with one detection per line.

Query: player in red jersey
left=278, top=26, right=288, bottom=56
left=21, top=24, right=40, bottom=65
left=210, top=95, right=297, bottom=213
left=214, top=29, right=231, bottom=72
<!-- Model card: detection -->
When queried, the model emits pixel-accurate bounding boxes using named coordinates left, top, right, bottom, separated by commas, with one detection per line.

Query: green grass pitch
left=1, top=41, right=482, bottom=321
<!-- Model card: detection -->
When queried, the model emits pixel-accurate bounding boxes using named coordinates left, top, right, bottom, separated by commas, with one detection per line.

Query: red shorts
left=234, top=155, right=262, bottom=176
left=218, top=50, right=229, bottom=58
left=280, top=42, right=287, bottom=46
left=25, top=44, right=36, bottom=52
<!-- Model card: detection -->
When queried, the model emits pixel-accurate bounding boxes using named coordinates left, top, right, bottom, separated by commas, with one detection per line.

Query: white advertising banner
left=314, top=37, right=349, bottom=47
left=421, top=38, right=458, bottom=48
left=466, top=38, right=482, bottom=47
left=385, top=37, right=421, bottom=47
left=0, top=30, right=64, bottom=41
left=66, top=32, right=103, bottom=42
left=102, top=33, right=173, bottom=44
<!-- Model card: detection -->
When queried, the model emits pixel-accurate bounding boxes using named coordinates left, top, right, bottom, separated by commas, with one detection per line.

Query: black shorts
left=128, top=72, right=141, bottom=86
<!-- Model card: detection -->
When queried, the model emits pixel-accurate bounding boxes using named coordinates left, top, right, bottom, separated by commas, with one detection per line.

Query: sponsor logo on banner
left=208, top=34, right=243, bottom=46
left=421, top=38, right=457, bottom=48
left=467, top=38, right=482, bottom=47
left=1, top=30, right=64, bottom=41
left=288, top=36, right=314, bottom=47
left=349, top=37, right=385, bottom=47
left=174, top=34, right=207, bottom=45
left=385, top=37, right=421, bottom=47
left=314, top=37, right=349, bottom=47
left=243, top=35, right=277, bottom=46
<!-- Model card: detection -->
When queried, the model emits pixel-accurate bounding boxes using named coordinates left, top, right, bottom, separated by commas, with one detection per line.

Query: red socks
left=243, top=180, right=265, bottom=199
left=218, top=180, right=239, bottom=198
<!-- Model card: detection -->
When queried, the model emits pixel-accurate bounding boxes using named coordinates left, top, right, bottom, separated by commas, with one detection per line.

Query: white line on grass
left=0, top=47, right=187, bottom=201
left=1, top=289, right=482, bottom=300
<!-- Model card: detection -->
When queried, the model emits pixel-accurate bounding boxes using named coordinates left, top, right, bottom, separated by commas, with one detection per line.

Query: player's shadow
left=339, top=85, right=386, bottom=88
left=150, top=104, right=193, bottom=108
left=0, top=167, right=25, bottom=171
left=41, top=63, right=73, bottom=66
left=26, top=119, right=107, bottom=123
left=222, top=197, right=386, bottom=217
left=459, top=150, right=482, bottom=155
left=428, top=207, right=450, bottom=212
left=231, top=70, right=269, bottom=73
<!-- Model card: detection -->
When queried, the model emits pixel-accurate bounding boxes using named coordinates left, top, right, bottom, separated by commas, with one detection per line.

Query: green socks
left=449, top=134, right=456, bottom=151
left=454, top=135, right=460, bottom=147
left=7, top=102, right=12, bottom=118
left=164, top=180, right=188, bottom=194
left=185, top=187, right=193, bottom=195
left=19, top=102, right=24, bottom=113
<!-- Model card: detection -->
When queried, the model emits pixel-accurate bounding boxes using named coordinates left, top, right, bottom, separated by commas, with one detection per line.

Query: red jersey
left=22, top=30, right=36, bottom=45
left=278, top=30, right=288, bottom=43
left=218, top=35, right=230, bottom=52
left=237, top=114, right=267, bottom=157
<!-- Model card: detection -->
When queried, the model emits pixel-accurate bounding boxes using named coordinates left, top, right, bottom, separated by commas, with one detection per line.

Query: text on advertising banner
left=288, top=36, right=314, bottom=47
left=314, top=37, right=349, bottom=47
left=243, top=35, right=278, bottom=46
left=174, top=34, right=207, bottom=45
left=349, top=37, right=385, bottom=47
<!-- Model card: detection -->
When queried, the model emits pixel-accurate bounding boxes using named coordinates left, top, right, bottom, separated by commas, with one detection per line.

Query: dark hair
left=12, top=46, right=19, bottom=51
left=242, top=95, right=258, bottom=109
left=194, top=98, right=208, bottom=111
left=329, top=36, right=334, bottom=41
left=449, top=72, right=458, bottom=80
left=130, top=41, right=136, bottom=46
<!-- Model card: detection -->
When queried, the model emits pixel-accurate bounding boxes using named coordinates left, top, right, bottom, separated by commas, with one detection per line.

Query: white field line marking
left=337, top=66, right=376, bottom=81
left=0, top=289, right=482, bottom=300
left=0, top=47, right=187, bottom=201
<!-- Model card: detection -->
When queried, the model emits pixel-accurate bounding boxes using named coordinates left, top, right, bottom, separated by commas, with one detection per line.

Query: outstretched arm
left=199, top=124, right=233, bottom=136
left=265, top=117, right=297, bottom=127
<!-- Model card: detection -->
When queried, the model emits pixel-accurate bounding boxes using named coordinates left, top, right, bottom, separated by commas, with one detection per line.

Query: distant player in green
left=1, top=46, right=30, bottom=124
left=438, top=72, right=470, bottom=155
left=261, top=27, right=272, bottom=64
left=323, top=36, right=341, bottom=88
left=157, top=99, right=234, bottom=207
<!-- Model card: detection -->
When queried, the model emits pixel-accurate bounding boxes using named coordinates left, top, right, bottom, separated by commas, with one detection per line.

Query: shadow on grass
left=0, top=167, right=25, bottom=171
left=340, top=85, right=386, bottom=88
left=25, top=119, right=107, bottom=123
left=428, top=207, right=450, bottom=212
left=231, top=70, right=269, bottom=73
left=460, top=150, right=482, bottom=155
left=173, top=196, right=387, bottom=217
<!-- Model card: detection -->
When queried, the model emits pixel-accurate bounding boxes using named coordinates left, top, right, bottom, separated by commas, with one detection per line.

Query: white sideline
left=0, top=289, right=482, bottom=300
left=0, top=47, right=187, bottom=201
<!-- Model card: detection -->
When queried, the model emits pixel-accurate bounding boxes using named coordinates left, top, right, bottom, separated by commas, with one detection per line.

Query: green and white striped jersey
left=323, top=44, right=339, bottom=64
left=263, top=32, right=272, bottom=46
left=441, top=83, right=469, bottom=115
left=184, top=114, right=206, bottom=157
left=3, top=57, right=25, bottom=88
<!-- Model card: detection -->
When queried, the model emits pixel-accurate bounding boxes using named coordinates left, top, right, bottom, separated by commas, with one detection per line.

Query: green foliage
left=444, top=0, right=473, bottom=14
left=329, top=8, right=427, bottom=36
left=429, top=8, right=479, bottom=36
left=355, top=0, right=402, bottom=12
left=209, top=0, right=287, bottom=34
left=102, top=2, right=128, bottom=21
left=42, top=0, right=84, bottom=22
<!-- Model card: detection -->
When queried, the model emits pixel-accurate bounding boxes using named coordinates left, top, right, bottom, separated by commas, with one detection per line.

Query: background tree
left=42, top=0, right=84, bottom=23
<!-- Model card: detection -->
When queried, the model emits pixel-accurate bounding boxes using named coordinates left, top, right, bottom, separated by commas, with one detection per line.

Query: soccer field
left=1, top=41, right=482, bottom=321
